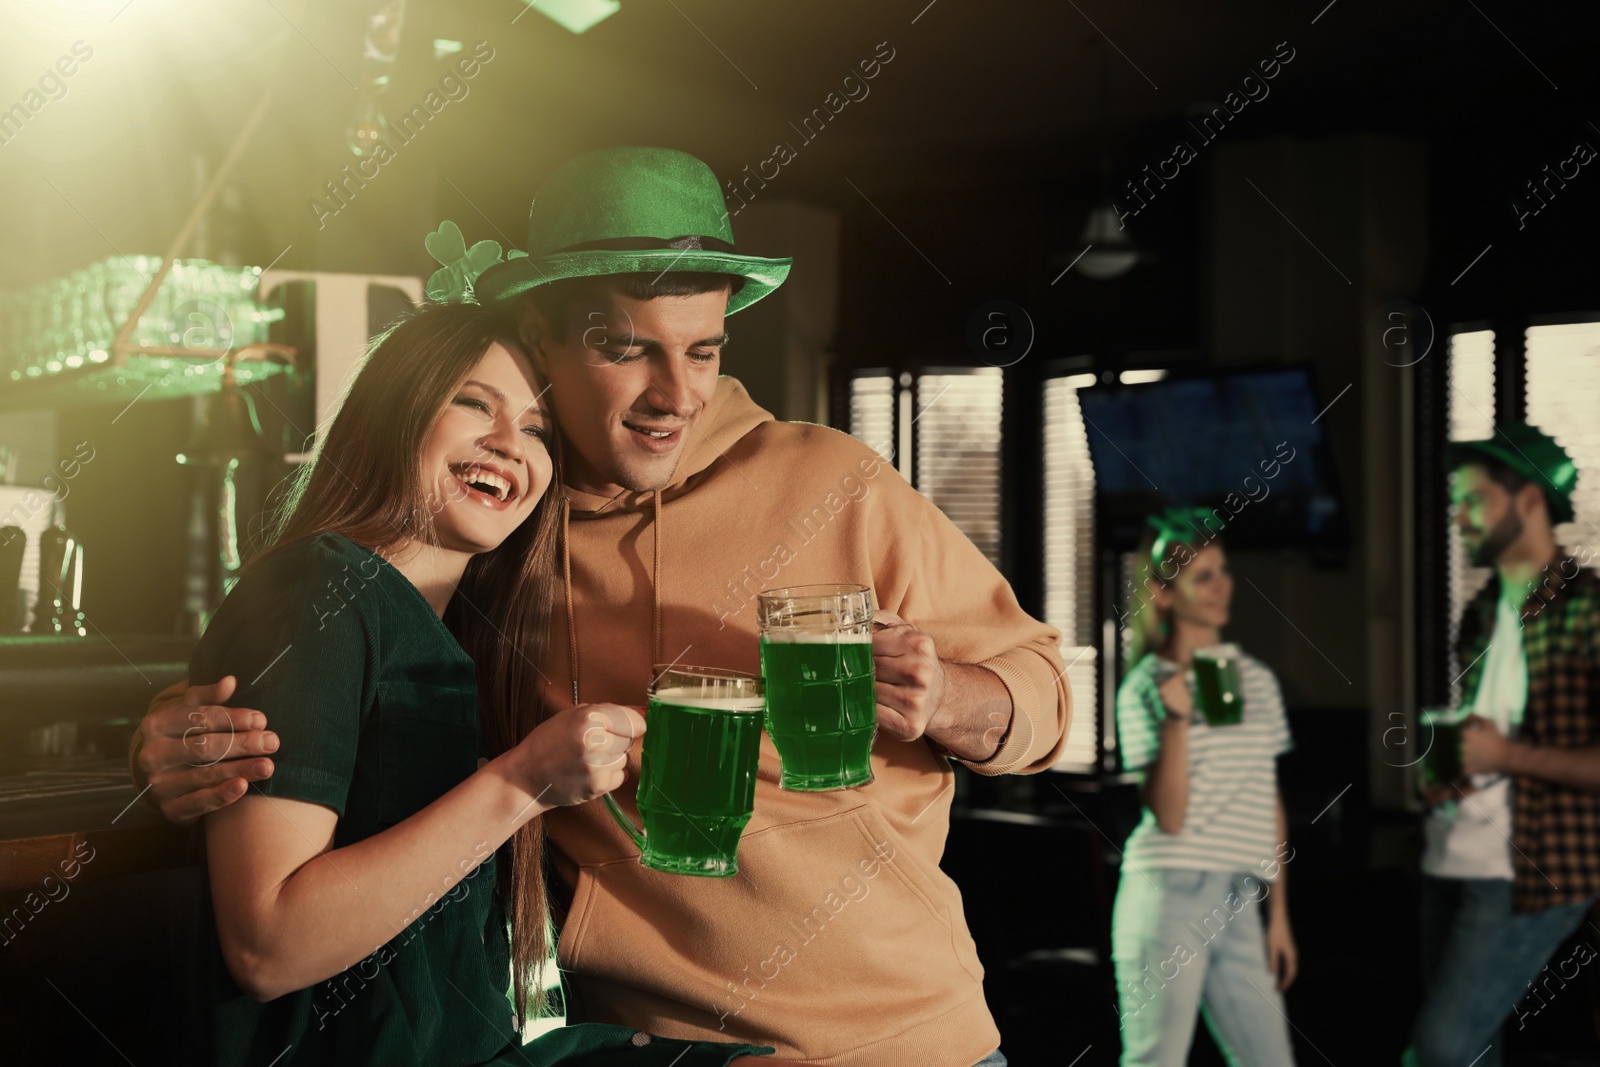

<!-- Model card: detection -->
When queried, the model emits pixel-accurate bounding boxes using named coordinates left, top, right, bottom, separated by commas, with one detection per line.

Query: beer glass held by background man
left=129, top=147, right=1071, bottom=1067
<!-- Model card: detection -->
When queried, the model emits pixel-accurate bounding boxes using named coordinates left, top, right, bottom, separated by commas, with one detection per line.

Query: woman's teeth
left=454, top=466, right=511, bottom=501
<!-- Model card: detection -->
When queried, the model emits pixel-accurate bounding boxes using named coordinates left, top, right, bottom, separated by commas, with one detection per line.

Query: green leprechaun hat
left=1446, top=421, right=1578, bottom=524
left=1146, top=505, right=1218, bottom=569
left=471, top=146, right=792, bottom=315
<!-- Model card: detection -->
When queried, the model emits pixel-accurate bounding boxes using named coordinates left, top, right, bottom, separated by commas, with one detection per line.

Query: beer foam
left=651, top=688, right=766, bottom=712
left=760, top=630, right=873, bottom=644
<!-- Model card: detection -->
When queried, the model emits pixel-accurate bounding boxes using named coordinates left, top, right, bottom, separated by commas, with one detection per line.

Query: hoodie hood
left=560, top=376, right=775, bottom=515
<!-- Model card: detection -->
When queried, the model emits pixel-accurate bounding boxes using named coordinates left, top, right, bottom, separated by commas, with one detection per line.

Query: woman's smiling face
left=1162, top=542, right=1233, bottom=631
left=421, top=341, right=553, bottom=554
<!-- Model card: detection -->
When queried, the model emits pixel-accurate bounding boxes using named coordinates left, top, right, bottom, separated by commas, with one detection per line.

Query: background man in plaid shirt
left=1407, top=422, right=1600, bottom=1067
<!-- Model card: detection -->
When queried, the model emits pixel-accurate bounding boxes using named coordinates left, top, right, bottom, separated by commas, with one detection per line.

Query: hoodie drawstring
left=562, top=497, right=580, bottom=706
left=652, top=489, right=663, bottom=669
left=560, top=491, right=665, bottom=706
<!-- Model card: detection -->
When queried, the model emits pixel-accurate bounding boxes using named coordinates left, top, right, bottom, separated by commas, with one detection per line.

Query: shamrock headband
left=423, top=221, right=524, bottom=303
left=1145, top=506, right=1218, bottom=574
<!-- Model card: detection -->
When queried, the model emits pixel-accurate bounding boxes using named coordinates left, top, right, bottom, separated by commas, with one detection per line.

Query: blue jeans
left=971, top=1053, right=1006, bottom=1067
left=1407, top=876, right=1596, bottom=1067
left=1112, top=868, right=1296, bottom=1067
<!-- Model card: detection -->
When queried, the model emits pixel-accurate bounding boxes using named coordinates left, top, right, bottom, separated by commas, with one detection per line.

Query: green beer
left=1421, top=708, right=1465, bottom=785
left=759, top=634, right=876, bottom=790
left=1192, top=644, right=1244, bottom=726
left=757, top=584, right=877, bottom=791
left=605, top=668, right=764, bottom=877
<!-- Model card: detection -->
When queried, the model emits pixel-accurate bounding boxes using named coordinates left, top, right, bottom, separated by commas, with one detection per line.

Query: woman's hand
left=1265, top=907, right=1298, bottom=992
left=510, top=703, right=645, bottom=808
left=1157, top=671, right=1193, bottom=719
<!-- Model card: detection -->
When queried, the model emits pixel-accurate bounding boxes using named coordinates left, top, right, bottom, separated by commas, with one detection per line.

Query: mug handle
left=604, top=791, right=646, bottom=852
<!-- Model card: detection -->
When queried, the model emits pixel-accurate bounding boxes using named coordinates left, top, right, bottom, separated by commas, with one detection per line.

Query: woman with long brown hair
left=190, top=302, right=769, bottom=1065
left=1111, top=508, right=1299, bottom=1067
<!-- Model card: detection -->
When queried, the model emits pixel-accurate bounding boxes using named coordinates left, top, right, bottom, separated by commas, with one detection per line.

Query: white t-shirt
left=1422, top=593, right=1528, bottom=880
left=1118, top=651, right=1293, bottom=878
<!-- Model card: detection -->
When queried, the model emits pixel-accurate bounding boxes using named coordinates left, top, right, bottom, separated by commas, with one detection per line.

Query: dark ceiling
left=0, top=0, right=1593, bottom=289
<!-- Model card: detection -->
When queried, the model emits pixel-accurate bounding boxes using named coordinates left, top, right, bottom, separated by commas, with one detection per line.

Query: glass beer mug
left=604, top=666, right=765, bottom=877
left=1421, top=707, right=1466, bottom=785
left=1191, top=643, right=1244, bottom=726
left=756, top=584, right=877, bottom=791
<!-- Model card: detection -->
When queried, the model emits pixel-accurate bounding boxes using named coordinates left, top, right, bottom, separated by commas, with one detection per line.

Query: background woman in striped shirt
left=1111, top=508, right=1299, bottom=1067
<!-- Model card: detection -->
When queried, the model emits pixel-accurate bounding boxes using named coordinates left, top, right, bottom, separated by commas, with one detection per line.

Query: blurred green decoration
left=424, top=221, right=525, bottom=303
left=518, top=0, right=621, bottom=34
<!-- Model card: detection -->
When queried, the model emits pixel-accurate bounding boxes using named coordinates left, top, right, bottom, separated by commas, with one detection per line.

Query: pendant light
left=1066, top=41, right=1141, bottom=281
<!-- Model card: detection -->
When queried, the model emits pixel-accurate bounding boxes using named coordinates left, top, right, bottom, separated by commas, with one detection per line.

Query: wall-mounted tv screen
left=1076, top=366, right=1350, bottom=554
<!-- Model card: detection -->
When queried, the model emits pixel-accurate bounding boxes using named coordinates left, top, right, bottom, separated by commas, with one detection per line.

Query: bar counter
left=0, top=634, right=196, bottom=891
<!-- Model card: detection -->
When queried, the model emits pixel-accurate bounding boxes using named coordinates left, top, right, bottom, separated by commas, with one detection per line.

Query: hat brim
left=1446, top=439, right=1576, bottom=524
left=472, top=249, right=792, bottom=316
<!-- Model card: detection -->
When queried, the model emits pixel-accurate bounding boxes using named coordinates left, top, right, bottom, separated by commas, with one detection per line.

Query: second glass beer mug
left=757, top=584, right=876, bottom=791
left=604, top=666, right=765, bottom=877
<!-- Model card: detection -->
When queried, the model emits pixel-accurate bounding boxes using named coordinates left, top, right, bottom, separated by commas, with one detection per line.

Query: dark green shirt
left=191, top=533, right=769, bottom=1067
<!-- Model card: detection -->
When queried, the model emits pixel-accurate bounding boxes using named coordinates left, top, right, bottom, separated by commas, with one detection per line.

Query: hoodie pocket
left=845, top=805, right=949, bottom=928
left=850, top=804, right=985, bottom=984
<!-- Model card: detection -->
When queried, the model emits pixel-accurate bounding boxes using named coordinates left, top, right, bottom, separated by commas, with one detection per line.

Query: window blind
left=1044, top=376, right=1099, bottom=771
left=1446, top=329, right=1495, bottom=703
left=848, top=374, right=896, bottom=464
left=913, top=370, right=1003, bottom=566
left=1525, top=321, right=1600, bottom=552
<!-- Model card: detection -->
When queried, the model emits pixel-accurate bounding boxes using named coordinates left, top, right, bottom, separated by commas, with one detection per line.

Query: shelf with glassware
left=1, top=95, right=296, bottom=415
left=0, top=254, right=296, bottom=413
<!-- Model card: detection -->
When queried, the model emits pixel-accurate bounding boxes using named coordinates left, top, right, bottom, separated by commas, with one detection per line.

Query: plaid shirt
left=1456, top=548, right=1600, bottom=912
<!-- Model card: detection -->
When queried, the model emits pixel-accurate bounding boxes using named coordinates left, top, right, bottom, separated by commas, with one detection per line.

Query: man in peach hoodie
left=132, top=147, right=1071, bottom=1067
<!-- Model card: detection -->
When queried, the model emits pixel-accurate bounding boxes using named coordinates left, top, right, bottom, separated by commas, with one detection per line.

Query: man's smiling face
left=1450, top=463, right=1527, bottom=567
left=518, top=280, right=731, bottom=498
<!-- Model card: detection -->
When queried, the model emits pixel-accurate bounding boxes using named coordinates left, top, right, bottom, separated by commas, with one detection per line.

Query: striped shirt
left=1117, top=651, right=1293, bottom=878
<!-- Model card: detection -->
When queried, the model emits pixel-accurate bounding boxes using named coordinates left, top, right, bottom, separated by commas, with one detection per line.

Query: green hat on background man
left=472, top=146, right=792, bottom=315
left=1446, top=421, right=1578, bottom=524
